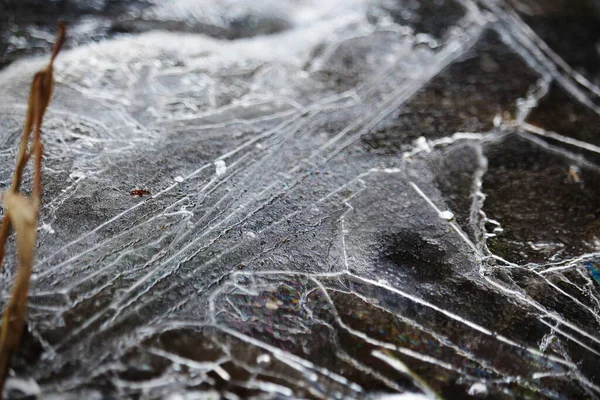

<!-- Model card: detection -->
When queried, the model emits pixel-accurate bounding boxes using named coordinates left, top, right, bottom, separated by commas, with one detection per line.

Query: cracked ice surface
left=0, top=0, right=600, bottom=398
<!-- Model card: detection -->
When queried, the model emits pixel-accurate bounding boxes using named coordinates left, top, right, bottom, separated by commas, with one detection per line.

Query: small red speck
left=130, top=189, right=151, bottom=197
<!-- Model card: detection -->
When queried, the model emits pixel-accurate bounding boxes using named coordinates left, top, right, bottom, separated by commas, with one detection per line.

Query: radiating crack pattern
left=0, top=0, right=599, bottom=398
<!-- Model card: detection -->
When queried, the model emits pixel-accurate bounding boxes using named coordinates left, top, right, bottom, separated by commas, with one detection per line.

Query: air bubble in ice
left=493, top=114, right=502, bottom=127
left=256, top=354, right=271, bottom=364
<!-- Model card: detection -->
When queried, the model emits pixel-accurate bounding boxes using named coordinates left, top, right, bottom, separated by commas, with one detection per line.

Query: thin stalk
left=0, top=24, right=65, bottom=398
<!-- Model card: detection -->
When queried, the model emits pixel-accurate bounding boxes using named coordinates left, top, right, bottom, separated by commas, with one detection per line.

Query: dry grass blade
left=0, top=194, right=37, bottom=394
left=0, top=23, right=66, bottom=397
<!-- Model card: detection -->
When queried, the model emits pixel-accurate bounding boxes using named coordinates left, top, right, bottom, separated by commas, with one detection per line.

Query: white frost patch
left=146, top=0, right=368, bottom=31
left=415, top=136, right=431, bottom=153
left=438, top=210, right=454, bottom=221
left=4, top=377, right=41, bottom=399
left=166, top=391, right=220, bottom=400
left=377, top=167, right=402, bottom=174
left=43, top=0, right=371, bottom=85
left=146, top=0, right=291, bottom=27
left=468, top=382, right=488, bottom=396
left=173, top=175, right=184, bottom=183
left=375, top=393, right=435, bottom=400
left=214, top=160, right=227, bottom=176
left=68, top=171, right=86, bottom=181
left=40, top=223, right=56, bottom=234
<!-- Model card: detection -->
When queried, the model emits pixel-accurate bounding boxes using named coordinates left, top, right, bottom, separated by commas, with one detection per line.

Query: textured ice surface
left=1, top=0, right=600, bottom=399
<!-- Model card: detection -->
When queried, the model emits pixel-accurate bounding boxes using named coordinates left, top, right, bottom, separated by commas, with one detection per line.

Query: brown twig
left=0, top=194, right=38, bottom=395
left=0, top=23, right=65, bottom=271
left=0, top=24, right=65, bottom=397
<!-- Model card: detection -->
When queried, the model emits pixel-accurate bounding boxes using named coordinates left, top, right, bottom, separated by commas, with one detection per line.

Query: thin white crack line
left=522, top=123, right=600, bottom=155
left=539, top=320, right=600, bottom=357
left=409, top=181, right=480, bottom=256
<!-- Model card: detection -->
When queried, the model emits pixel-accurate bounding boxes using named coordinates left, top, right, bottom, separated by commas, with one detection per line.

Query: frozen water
left=0, top=0, right=599, bottom=398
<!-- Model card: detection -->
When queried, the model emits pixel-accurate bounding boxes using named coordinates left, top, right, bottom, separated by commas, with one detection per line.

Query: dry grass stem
left=0, top=23, right=66, bottom=398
